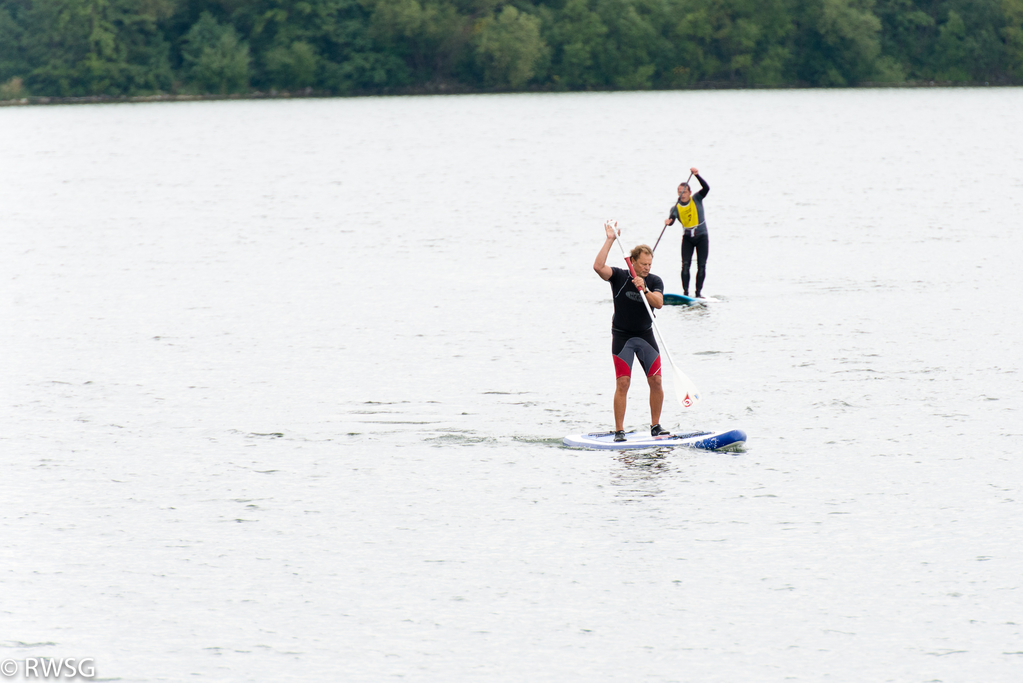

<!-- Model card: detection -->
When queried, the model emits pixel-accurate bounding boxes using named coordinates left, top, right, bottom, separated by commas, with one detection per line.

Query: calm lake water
left=2, top=87, right=1023, bottom=682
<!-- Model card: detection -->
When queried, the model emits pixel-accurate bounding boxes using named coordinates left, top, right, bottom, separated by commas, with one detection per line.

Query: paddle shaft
left=652, top=172, right=693, bottom=254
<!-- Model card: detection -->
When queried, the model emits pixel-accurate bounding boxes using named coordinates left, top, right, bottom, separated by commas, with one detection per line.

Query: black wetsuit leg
left=680, top=234, right=695, bottom=294
left=693, top=233, right=709, bottom=296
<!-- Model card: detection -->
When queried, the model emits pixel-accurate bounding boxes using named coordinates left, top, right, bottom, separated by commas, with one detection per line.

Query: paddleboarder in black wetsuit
left=593, top=220, right=671, bottom=442
left=664, top=167, right=709, bottom=298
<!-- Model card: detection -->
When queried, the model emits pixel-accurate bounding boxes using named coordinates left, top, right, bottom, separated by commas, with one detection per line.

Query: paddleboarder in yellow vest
left=664, top=167, right=709, bottom=298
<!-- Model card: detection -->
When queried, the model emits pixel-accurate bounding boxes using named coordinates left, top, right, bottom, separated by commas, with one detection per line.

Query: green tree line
left=2, top=0, right=1022, bottom=99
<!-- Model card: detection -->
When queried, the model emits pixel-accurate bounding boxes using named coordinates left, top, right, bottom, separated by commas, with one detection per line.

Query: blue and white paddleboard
left=663, top=293, right=720, bottom=306
left=563, top=428, right=746, bottom=451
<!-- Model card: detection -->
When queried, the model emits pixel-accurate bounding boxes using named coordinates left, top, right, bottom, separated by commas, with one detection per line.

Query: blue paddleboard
left=663, top=293, right=719, bottom=306
left=563, top=428, right=746, bottom=451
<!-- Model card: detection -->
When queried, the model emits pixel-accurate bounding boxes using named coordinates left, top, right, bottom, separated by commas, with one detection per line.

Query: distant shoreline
left=0, top=80, right=1009, bottom=108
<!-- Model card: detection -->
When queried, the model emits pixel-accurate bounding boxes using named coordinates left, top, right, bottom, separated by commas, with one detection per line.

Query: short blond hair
left=630, top=244, right=652, bottom=261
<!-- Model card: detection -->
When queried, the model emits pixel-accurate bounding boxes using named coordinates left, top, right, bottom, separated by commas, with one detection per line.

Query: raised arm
left=593, top=220, right=618, bottom=281
left=692, top=167, right=709, bottom=199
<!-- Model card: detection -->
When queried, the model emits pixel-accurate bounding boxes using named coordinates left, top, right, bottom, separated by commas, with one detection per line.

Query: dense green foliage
left=1, top=0, right=1021, bottom=98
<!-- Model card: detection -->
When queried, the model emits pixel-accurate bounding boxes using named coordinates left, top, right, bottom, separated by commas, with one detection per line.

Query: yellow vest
left=675, top=200, right=700, bottom=229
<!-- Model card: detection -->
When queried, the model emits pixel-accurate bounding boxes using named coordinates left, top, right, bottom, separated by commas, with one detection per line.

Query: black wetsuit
left=667, top=173, right=710, bottom=297
left=607, top=267, right=664, bottom=378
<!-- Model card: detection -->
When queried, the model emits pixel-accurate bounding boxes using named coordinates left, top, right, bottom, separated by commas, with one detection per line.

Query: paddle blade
left=669, top=363, right=701, bottom=409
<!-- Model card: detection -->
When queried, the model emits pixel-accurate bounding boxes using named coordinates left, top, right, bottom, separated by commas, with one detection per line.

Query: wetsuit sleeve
left=694, top=173, right=709, bottom=199
left=666, top=204, right=678, bottom=225
left=609, top=267, right=628, bottom=288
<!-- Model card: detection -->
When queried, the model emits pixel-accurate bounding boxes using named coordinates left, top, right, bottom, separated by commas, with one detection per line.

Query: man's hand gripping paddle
left=611, top=226, right=702, bottom=409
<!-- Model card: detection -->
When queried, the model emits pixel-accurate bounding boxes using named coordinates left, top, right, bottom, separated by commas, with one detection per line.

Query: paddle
left=652, top=172, right=693, bottom=254
left=611, top=230, right=701, bottom=409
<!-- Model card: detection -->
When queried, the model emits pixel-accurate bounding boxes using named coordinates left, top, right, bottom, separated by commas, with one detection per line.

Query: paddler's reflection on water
left=610, top=450, right=677, bottom=498
left=593, top=219, right=672, bottom=443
